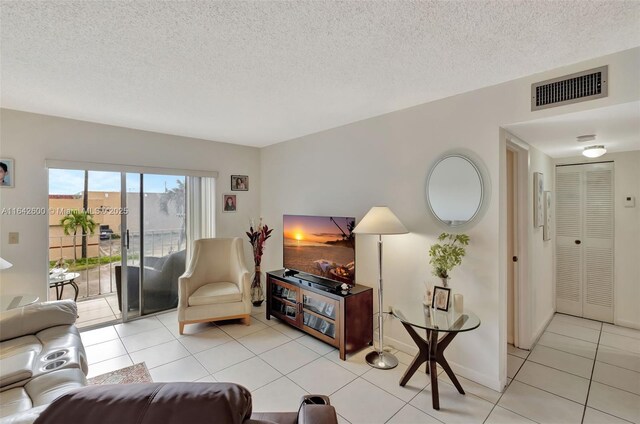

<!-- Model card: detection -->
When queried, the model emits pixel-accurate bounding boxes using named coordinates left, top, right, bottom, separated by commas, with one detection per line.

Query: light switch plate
left=624, top=195, right=636, bottom=208
left=8, top=232, right=19, bottom=244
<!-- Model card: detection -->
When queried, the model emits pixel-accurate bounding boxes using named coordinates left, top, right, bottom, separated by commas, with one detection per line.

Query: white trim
left=505, top=146, right=519, bottom=348
left=505, top=136, right=530, bottom=152
left=531, top=310, right=554, bottom=347
left=386, top=334, right=418, bottom=358
left=449, top=361, right=503, bottom=393
left=45, top=159, right=218, bottom=178
left=499, top=130, right=532, bottom=392
left=615, top=319, right=640, bottom=330
left=505, top=134, right=531, bottom=349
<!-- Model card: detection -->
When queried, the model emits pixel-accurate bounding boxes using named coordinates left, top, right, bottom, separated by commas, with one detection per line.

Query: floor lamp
left=354, top=206, right=408, bottom=369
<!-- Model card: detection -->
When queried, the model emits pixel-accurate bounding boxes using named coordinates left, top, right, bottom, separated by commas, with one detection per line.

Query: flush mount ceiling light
left=576, top=134, right=596, bottom=143
left=583, top=145, right=607, bottom=158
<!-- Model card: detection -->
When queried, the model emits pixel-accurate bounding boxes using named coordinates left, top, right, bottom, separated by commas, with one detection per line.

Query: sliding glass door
left=48, top=169, right=124, bottom=328
left=121, top=173, right=186, bottom=319
left=48, top=160, right=216, bottom=326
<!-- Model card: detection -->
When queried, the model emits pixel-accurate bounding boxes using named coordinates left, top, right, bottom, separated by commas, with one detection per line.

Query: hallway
left=504, top=313, right=639, bottom=423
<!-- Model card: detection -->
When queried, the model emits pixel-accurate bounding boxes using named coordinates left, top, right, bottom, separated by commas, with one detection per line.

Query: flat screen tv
left=283, top=215, right=355, bottom=286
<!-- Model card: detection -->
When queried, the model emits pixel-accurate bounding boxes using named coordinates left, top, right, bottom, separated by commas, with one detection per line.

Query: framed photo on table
left=432, top=286, right=451, bottom=312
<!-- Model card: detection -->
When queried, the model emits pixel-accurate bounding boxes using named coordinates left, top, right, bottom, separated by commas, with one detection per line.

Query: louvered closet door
left=555, top=163, right=614, bottom=323
left=583, top=164, right=614, bottom=322
left=556, top=167, right=583, bottom=317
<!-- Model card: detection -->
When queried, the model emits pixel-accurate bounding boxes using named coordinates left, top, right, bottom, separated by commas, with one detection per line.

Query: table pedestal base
left=366, top=350, right=399, bottom=370
left=398, top=321, right=465, bottom=410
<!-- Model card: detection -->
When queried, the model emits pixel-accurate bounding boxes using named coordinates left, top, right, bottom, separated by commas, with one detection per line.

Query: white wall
left=0, top=109, right=261, bottom=301
left=528, top=146, right=556, bottom=342
left=554, top=151, right=640, bottom=329
left=261, top=47, right=640, bottom=391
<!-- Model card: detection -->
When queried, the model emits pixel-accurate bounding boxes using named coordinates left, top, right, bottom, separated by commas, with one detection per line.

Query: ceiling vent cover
left=531, top=66, right=608, bottom=111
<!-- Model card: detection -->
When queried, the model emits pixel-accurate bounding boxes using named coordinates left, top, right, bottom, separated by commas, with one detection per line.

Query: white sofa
left=0, top=300, right=88, bottom=422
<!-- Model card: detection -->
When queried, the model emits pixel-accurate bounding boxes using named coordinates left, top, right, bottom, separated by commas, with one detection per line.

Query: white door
left=555, top=162, right=614, bottom=322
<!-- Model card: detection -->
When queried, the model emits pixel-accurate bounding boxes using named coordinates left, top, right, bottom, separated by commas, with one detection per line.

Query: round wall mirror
left=426, top=154, right=484, bottom=227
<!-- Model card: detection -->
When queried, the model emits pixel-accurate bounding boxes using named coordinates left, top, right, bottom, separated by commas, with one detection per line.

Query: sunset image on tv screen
left=283, top=215, right=355, bottom=285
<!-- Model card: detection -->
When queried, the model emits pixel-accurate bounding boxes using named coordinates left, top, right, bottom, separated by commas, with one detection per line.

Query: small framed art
left=543, top=190, right=551, bottom=241
left=534, top=172, right=544, bottom=227
left=432, top=286, right=451, bottom=312
left=0, top=158, right=15, bottom=188
left=231, top=175, right=248, bottom=191
left=223, top=194, right=237, bottom=212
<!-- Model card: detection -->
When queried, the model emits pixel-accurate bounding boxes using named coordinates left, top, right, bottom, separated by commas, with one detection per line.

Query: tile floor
left=80, top=309, right=640, bottom=423
left=76, top=294, right=120, bottom=328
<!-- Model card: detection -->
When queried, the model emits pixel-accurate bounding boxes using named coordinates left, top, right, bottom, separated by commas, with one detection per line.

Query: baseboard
left=386, top=335, right=418, bottom=356
left=448, top=362, right=502, bottom=392
left=385, top=335, right=502, bottom=392
left=614, top=319, right=640, bottom=330
left=529, top=310, right=554, bottom=348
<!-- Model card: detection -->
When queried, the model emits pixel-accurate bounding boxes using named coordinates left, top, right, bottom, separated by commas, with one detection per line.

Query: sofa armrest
left=178, top=273, right=192, bottom=310
left=0, top=301, right=77, bottom=342
left=238, top=269, right=250, bottom=297
left=0, top=350, right=36, bottom=387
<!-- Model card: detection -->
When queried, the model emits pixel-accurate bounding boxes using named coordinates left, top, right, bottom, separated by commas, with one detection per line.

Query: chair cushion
left=188, top=282, right=242, bottom=306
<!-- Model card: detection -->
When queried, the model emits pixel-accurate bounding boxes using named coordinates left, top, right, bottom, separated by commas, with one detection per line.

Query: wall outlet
left=624, top=195, right=636, bottom=208
left=8, top=232, right=19, bottom=244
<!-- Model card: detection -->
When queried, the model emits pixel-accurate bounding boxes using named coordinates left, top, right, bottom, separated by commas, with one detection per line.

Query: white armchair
left=178, top=238, right=252, bottom=334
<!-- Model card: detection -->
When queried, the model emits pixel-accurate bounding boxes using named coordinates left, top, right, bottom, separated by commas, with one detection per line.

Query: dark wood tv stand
left=266, top=270, right=373, bottom=360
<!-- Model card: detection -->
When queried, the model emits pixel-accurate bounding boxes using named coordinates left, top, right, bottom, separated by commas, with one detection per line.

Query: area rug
left=88, top=362, right=153, bottom=385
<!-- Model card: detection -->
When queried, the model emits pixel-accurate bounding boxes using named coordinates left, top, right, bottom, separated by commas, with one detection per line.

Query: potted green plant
left=428, top=232, right=470, bottom=287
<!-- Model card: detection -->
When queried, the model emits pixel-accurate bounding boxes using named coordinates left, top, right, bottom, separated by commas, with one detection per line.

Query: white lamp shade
left=353, top=206, right=408, bottom=235
left=0, top=257, right=13, bottom=270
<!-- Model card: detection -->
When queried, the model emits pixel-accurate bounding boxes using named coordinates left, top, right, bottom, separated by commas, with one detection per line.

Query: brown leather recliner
left=33, top=382, right=338, bottom=424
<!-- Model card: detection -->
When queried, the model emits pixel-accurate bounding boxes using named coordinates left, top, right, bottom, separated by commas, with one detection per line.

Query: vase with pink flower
left=246, top=218, right=273, bottom=306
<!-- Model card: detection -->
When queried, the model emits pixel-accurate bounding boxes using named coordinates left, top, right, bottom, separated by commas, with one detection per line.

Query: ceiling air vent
left=531, top=66, right=608, bottom=111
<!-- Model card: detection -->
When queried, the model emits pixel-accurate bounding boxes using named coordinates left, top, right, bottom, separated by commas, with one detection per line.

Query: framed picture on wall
left=223, top=194, right=237, bottom=212
left=543, top=191, right=552, bottom=241
left=231, top=175, right=248, bottom=191
left=534, top=172, right=544, bottom=227
left=0, top=158, right=15, bottom=188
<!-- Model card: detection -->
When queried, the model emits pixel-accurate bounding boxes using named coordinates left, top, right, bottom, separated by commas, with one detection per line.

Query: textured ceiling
left=505, top=102, right=640, bottom=158
left=1, top=1, right=639, bottom=147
